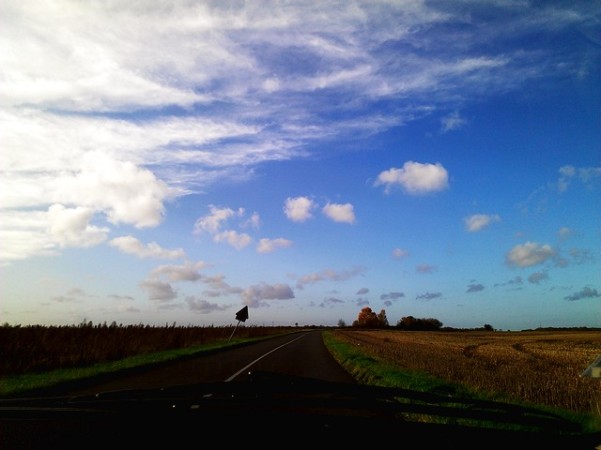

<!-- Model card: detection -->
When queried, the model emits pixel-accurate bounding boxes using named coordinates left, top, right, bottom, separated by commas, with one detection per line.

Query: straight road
left=63, top=329, right=356, bottom=396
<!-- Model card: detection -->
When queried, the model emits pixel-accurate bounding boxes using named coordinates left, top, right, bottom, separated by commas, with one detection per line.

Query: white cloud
left=48, top=204, right=108, bottom=248
left=192, top=206, right=257, bottom=250
left=0, top=2, right=210, bottom=112
left=0, top=204, right=110, bottom=264
left=0, top=149, right=172, bottom=229
left=241, top=283, right=295, bottom=307
left=374, top=161, right=449, bottom=194
left=0, top=109, right=269, bottom=192
left=213, top=230, right=252, bottom=250
left=0, top=211, right=56, bottom=262
left=194, top=206, right=243, bottom=235
left=109, top=236, right=185, bottom=259
left=284, top=196, right=316, bottom=222
left=464, top=214, right=501, bottom=232
left=506, top=242, right=555, bottom=267
left=1, top=149, right=173, bottom=262
left=257, top=238, right=293, bottom=254
left=53, top=152, right=172, bottom=228
left=138, top=279, right=177, bottom=302
left=149, top=261, right=208, bottom=282
left=322, top=202, right=356, bottom=224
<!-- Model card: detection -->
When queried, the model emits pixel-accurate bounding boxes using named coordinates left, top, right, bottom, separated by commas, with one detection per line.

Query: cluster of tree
left=396, top=315, right=443, bottom=331
left=351, top=307, right=389, bottom=328
left=349, top=307, right=493, bottom=331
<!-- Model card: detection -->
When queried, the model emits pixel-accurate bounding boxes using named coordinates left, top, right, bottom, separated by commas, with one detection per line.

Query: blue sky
left=1, top=1, right=600, bottom=330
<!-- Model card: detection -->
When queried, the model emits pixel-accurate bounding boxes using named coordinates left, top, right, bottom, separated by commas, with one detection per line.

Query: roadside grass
left=322, top=330, right=601, bottom=435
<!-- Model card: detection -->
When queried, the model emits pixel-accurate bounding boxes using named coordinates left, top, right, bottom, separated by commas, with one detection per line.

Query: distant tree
left=352, top=307, right=387, bottom=328
left=337, top=319, right=347, bottom=327
left=396, top=316, right=443, bottom=331
left=396, top=315, right=416, bottom=329
left=377, top=309, right=389, bottom=327
left=483, top=324, right=494, bottom=331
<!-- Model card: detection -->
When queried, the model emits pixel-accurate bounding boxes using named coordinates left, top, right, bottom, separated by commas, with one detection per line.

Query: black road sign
left=235, top=305, right=249, bottom=322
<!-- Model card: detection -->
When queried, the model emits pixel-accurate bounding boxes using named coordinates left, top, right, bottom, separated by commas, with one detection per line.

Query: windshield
left=1, top=1, right=600, bottom=448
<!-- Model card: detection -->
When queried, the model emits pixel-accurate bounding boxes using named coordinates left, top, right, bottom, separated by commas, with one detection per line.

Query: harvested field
left=331, top=329, right=601, bottom=416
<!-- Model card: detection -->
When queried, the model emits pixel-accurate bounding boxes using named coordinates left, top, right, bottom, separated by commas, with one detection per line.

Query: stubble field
left=330, top=329, right=601, bottom=416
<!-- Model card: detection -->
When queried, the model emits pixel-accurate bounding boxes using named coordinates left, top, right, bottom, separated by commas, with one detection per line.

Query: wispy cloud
left=294, top=266, right=365, bottom=290
left=558, top=165, right=601, bottom=192
left=109, top=236, right=185, bottom=259
left=466, top=283, right=485, bottom=293
left=185, top=297, right=230, bottom=314
left=149, top=261, right=208, bottom=282
left=138, top=279, right=177, bottom=302
left=564, top=287, right=600, bottom=302
left=256, top=238, right=293, bottom=254
left=528, top=271, right=549, bottom=284
left=2, top=1, right=593, bottom=266
left=381, top=292, right=405, bottom=300
left=392, top=248, right=410, bottom=259
left=416, top=264, right=437, bottom=274
left=464, top=214, right=501, bottom=232
left=417, top=292, right=442, bottom=301
left=440, top=111, right=467, bottom=133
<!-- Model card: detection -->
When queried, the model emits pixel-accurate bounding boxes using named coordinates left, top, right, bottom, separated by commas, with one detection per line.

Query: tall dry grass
left=0, top=323, right=296, bottom=376
left=331, top=329, right=601, bottom=416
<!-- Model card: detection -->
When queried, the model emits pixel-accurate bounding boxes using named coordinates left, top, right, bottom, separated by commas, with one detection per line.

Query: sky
left=1, top=1, right=600, bottom=331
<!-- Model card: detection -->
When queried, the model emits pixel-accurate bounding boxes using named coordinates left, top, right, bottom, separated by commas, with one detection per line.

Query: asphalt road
left=63, top=329, right=356, bottom=396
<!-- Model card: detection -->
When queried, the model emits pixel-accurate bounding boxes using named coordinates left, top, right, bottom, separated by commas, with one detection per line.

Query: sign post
left=581, top=354, right=601, bottom=378
left=228, top=306, right=249, bottom=343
